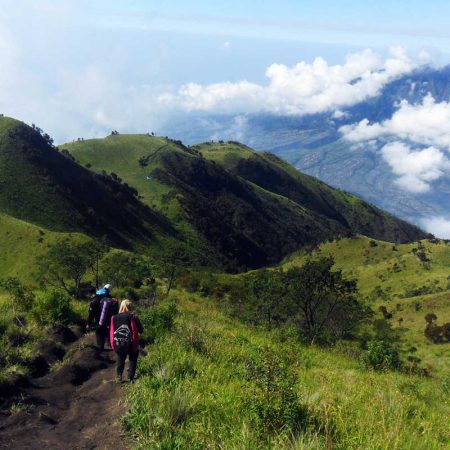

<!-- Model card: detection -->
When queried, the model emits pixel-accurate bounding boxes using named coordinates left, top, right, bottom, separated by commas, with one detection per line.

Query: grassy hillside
left=66, top=135, right=425, bottom=271
left=196, top=141, right=426, bottom=243
left=125, top=292, right=449, bottom=449
left=0, top=212, right=88, bottom=284
left=0, top=117, right=174, bottom=250
left=282, top=236, right=450, bottom=375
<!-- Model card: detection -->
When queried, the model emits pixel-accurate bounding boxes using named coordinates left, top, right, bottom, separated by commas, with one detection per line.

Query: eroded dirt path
left=0, top=333, right=130, bottom=450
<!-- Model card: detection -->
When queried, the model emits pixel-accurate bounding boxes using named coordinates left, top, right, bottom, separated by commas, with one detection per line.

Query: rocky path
left=0, top=333, right=130, bottom=450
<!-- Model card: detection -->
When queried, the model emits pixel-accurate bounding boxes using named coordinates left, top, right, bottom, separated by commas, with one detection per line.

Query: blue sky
left=1, top=0, right=450, bottom=142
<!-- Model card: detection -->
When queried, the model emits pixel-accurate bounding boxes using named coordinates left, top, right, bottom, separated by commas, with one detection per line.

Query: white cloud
left=0, top=25, right=169, bottom=142
left=210, top=114, right=249, bottom=142
left=158, top=47, right=417, bottom=115
left=340, top=94, right=450, bottom=148
left=421, top=216, right=450, bottom=238
left=380, top=142, right=450, bottom=193
left=332, top=110, right=348, bottom=119
left=340, top=94, right=450, bottom=193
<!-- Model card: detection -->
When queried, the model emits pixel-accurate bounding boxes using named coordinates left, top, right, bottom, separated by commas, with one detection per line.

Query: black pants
left=96, top=325, right=109, bottom=351
left=115, top=348, right=139, bottom=380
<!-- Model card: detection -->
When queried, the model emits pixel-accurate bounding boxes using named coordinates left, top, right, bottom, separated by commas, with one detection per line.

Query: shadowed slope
left=67, top=134, right=426, bottom=271
left=0, top=117, right=175, bottom=250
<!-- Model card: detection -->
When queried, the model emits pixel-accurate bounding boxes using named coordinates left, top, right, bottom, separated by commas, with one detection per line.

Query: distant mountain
left=160, top=65, right=450, bottom=228
left=66, top=135, right=425, bottom=271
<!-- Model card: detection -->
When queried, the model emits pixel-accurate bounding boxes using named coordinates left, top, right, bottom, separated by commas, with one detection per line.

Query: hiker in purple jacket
left=91, top=284, right=119, bottom=351
left=110, top=300, right=143, bottom=383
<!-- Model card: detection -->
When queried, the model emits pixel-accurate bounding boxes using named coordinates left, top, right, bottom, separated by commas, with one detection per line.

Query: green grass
left=66, top=135, right=425, bottom=272
left=64, top=134, right=185, bottom=215
left=283, top=236, right=450, bottom=298
left=0, top=290, right=85, bottom=386
left=282, top=236, right=450, bottom=376
left=125, top=290, right=449, bottom=449
left=0, top=117, right=165, bottom=251
left=0, top=212, right=88, bottom=283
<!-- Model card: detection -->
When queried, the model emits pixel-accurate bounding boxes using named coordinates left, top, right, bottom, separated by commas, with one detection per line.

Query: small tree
left=425, top=313, right=437, bottom=324
left=89, top=238, right=110, bottom=288
left=100, top=252, right=147, bottom=288
left=37, top=240, right=98, bottom=297
left=160, top=244, right=189, bottom=295
left=242, top=269, right=287, bottom=330
left=285, top=257, right=369, bottom=344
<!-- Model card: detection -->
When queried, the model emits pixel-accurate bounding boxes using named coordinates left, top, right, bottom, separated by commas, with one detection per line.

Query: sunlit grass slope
left=0, top=212, right=88, bottom=283
left=63, top=134, right=180, bottom=212
left=283, top=236, right=450, bottom=375
left=126, top=292, right=449, bottom=449
left=0, top=117, right=169, bottom=250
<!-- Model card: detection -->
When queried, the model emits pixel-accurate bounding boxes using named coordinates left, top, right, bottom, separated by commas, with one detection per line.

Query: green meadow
left=125, top=291, right=449, bottom=449
left=282, top=236, right=450, bottom=376
left=0, top=212, right=88, bottom=284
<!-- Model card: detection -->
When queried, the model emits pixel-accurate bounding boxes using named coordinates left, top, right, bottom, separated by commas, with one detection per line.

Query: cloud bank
left=380, top=142, right=449, bottom=193
left=421, top=216, right=450, bottom=239
left=340, top=95, right=450, bottom=193
left=340, top=94, right=450, bottom=148
left=159, top=48, right=416, bottom=115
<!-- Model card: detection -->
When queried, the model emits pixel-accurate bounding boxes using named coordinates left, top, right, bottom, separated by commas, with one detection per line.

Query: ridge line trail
left=0, top=333, right=130, bottom=450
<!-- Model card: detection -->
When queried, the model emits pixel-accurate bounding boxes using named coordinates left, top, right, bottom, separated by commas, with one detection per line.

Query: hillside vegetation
left=0, top=212, right=87, bottom=283
left=0, top=117, right=174, bottom=250
left=282, top=236, right=450, bottom=375
left=196, top=142, right=423, bottom=243
left=65, top=135, right=425, bottom=271
left=124, top=292, right=449, bottom=449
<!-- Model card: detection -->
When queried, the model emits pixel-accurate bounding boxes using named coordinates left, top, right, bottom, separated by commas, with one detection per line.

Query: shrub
left=0, top=277, right=35, bottom=316
left=246, top=346, right=308, bottom=435
left=180, top=323, right=210, bottom=354
left=30, top=289, right=73, bottom=325
left=138, top=302, right=177, bottom=344
left=361, top=340, right=401, bottom=371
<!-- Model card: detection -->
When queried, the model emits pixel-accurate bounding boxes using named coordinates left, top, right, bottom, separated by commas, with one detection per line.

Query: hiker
left=110, top=299, right=144, bottom=383
left=87, top=284, right=119, bottom=351
left=86, top=287, right=103, bottom=331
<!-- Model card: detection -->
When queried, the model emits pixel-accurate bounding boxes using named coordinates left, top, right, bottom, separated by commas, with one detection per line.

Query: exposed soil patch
left=0, top=333, right=129, bottom=450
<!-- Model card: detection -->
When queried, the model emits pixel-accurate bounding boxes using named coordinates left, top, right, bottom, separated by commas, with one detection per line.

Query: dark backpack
left=88, top=295, right=102, bottom=327
left=113, top=318, right=132, bottom=350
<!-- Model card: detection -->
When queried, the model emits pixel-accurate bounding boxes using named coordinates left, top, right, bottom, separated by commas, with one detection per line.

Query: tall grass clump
left=138, top=301, right=177, bottom=344
left=30, top=289, right=74, bottom=325
left=245, top=345, right=308, bottom=437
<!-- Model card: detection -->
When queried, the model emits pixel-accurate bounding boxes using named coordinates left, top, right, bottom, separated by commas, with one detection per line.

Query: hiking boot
left=115, top=375, right=123, bottom=384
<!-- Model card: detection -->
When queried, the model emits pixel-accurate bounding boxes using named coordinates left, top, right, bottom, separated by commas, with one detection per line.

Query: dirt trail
left=0, top=333, right=130, bottom=450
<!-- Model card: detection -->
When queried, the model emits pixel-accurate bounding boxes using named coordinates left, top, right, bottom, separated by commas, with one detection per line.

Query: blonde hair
left=119, top=299, right=132, bottom=313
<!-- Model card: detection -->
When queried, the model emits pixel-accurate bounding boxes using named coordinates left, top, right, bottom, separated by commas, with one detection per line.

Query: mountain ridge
left=0, top=117, right=175, bottom=250
left=65, top=134, right=426, bottom=271
left=159, top=65, right=450, bottom=230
